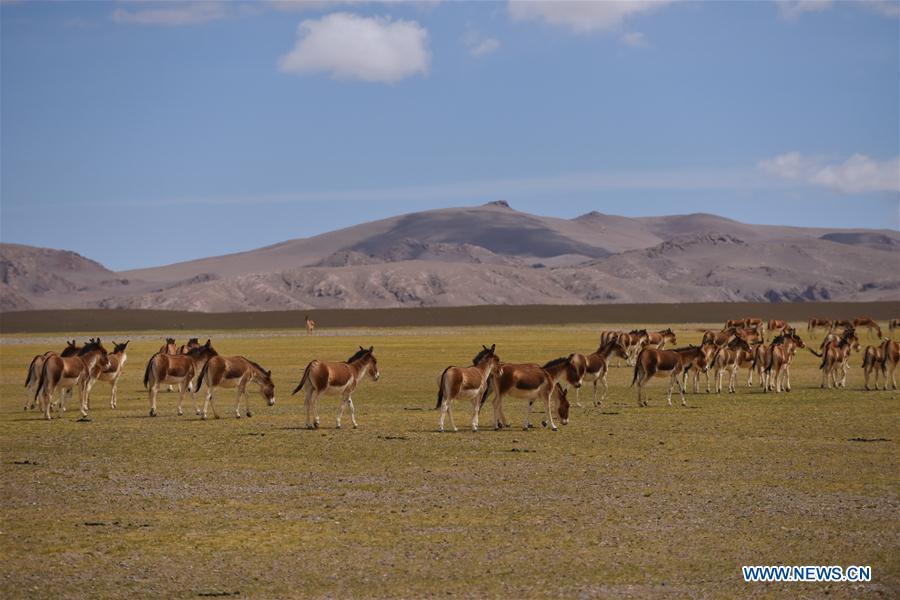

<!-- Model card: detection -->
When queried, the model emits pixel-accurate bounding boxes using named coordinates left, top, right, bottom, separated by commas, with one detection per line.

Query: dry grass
left=1, top=324, right=898, bottom=598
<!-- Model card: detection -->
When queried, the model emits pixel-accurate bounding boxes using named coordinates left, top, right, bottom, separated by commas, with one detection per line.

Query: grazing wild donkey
left=95, top=341, right=129, bottom=408
left=807, top=318, right=833, bottom=339
left=34, top=338, right=111, bottom=420
left=305, top=315, right=316, bottom=335
left=143, top=340, right=218, bottom=416
left=852, top=317, right=882, bottom=340
left=484, top=355, right=584, bottom=431
left=195, top=355, right=275, bottom=419
left=435, top=344, right=502, bottom=432
left=291, top=346, right=380, bottom=429
left=24, top=339, right=81, bottom=410
left=632, top=346, right=707, bottom=407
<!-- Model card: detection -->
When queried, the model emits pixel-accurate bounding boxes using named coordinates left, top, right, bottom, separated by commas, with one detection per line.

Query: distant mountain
left=2, top=202, right=898, bottom=312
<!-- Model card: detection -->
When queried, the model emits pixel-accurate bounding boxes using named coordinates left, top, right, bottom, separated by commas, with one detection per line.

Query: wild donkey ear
left=266, top=370, right=271, bottom=377
left=490, top=343, right=495, bottom=351
left=368, top=346, right=374, bottom=353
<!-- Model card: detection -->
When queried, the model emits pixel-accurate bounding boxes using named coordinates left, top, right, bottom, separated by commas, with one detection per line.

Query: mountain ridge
left=2, top=202, right=897, bottom=312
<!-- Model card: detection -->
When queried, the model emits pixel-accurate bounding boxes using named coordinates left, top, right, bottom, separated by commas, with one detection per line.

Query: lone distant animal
left=306, top=315, right=316, bottom=336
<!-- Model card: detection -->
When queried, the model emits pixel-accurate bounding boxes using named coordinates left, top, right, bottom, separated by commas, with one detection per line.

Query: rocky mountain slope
left=2, top=202, right=897, bottom=312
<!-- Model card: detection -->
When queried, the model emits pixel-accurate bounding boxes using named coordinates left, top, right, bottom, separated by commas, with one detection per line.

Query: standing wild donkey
left=291, top=346, right=380, bottom=429
left=143, top=340, right=218, bottom=416
left=435, top=344, right=502, bottom=432
left=34, top=338, right=110, bottom=420
left=632, top=346, right=707, bottom=407
left=24, top=340, right=81, bottom=410
left=95, top=341, right=129, bottom=408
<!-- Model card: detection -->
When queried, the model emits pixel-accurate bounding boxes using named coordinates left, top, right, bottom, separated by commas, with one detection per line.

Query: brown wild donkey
left=484, top=355, right=584, bottom=431
left=852, top=317, right=882, bottom=340
left=807, top=318, right=833, bottom=339
left=436, top=344, right=502, bottom=432
left=632, top=346, right=707, bottom=407
left=762, top=330, right=807, bottom=393
left=291, top=346, right=380, bottom=429
left=809, top=328, right=859, bottom=389
left=195, top=355, right=275, bottom=419
left=24, top=339, right=81, bottom=410
left=95, top=341, right=129, bottom=408
left=861, top=345, right=886, bottom=391
left=878, top=339, right=899, bottom=389
left=712, top=337, right=753, bottom=394
left=34, top=339, right=111, bottom=420
left=143, top=340, right=218, bottom=416
left=578, top=337, right=630, bottom=406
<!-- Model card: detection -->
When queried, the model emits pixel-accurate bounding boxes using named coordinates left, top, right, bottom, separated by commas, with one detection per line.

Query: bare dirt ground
left=1, top=322, right=898, bottom=598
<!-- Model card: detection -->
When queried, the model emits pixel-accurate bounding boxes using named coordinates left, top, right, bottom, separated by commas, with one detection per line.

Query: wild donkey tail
left=25, top=355, right=40, bottom=388
left=195, top=360, right=210, bottom=391
left=292, top=362, right=313, bottom=395
left=34, top=360, right=50, bottom=405
left=143, top=354, right=156, bottom=389
left=435, top=366, right=451, bottom=410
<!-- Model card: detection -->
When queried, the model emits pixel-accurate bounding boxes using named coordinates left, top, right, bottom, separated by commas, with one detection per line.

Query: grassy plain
left=1, top=323, right=898, bottom=598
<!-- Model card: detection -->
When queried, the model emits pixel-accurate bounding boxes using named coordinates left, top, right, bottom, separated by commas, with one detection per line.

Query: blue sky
left=2, top=0, right=898, bottom=270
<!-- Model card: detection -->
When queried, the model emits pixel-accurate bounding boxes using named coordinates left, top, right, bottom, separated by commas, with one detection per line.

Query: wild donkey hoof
left=246, top=411, right=252, bottom=418
left=336, top=424, right=342, bottom=429
left=149, top=409, right=157, bottom=417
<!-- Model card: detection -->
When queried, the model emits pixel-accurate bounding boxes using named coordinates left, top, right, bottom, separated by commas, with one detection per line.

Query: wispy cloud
left=462, top=25, right=500, bottom=57
left=111, top=1, right=229, bottom=26
left=774, top=0, right=833, bottom=20
left=508, top=0, right=680, bottom=34
left=775, top=0, right=900, bottom=19
left=621, top=31, right=650, bottom=48
left=760, top=152, right=900, bottom=193
left=279, top=12, right=430, bottom=83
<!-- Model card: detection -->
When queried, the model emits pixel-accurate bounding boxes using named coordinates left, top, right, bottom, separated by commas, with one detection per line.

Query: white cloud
left=462, top=26, right=500, bottom=57
left=775, top=0, right=900, bottom=19
left=278, top=12, right=430, bottom=83
left=760, top=152, right=900, bottom=193
left=508, top=0, right=679, bottom=33
left=111, top=1, right=229, bottom=26
left=621, top=31, right=650, bottom=48
left=774, top=0, right=833, bottom=19
left=861, top=0, right=900, bottom=17
left=267, top=1, right=440, bottom=12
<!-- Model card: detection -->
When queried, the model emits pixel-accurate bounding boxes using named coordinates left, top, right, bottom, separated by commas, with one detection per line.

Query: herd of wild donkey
left=22, top=316, right=900, bottom=432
